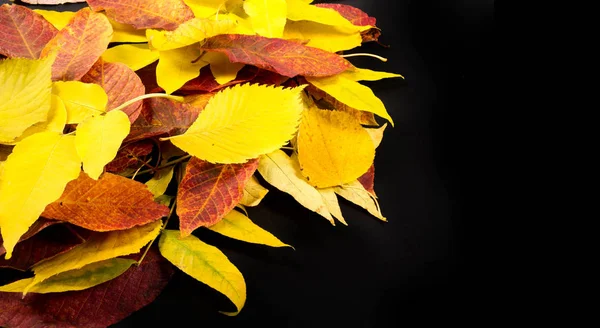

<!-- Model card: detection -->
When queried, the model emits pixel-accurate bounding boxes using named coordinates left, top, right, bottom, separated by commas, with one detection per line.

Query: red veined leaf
left=87, top=0, right=194, bottom=31
left=105, top=140, right=154, bottom=173
left=0, top=4, right=58, bottom=59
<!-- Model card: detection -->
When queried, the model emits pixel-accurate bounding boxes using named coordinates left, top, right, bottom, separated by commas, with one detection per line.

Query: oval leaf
left=209, top=210, right=291, bottom=248
left=0, top=4, right=58, bottom=59
left=87, top=0, right=194, bottom=31
left=243, top=0, right=287, bottom=38
left=52, top=81, right=108, bottom=124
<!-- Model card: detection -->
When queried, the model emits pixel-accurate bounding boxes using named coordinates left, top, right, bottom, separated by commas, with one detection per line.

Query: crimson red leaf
left=0, top=219, right=60, bottom=258
left=81, top=59, right=145, bottom=123
left=87, top=0, right=194, bottom=31
left=177, top=157, right=259, bottom=236
left=179, top=65, right=259, bottom=94
left=0, top=247, right=174, bottom=328
left=315, top=3, right=381, bottom=43
left=358, top=164, right=376, bottom=197
left=0, top=4, right=58, bottom=59
left=42, top=172, right=169, bottom=231
left=105, top=140, right=154, bottom=173
left=200, top=34, right=353, bottom=78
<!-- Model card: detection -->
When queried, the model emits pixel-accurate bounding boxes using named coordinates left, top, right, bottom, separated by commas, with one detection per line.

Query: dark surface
left=1, top=0, right=495, bottom=326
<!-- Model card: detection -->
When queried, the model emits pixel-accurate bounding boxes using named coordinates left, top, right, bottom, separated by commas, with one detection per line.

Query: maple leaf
left=200, top=34, right=353, bottom=77
left=209, top=210, right=292, bottom=248
left=105, top=140, right=153, bottom=173
left=0, top=5, right=57, bottom=59
left=42, top=172, right=169, bottom=231
left=0, top=247, right=174, bottom=328
left=40, top=8, right=113, bottom=81
left=243, top=0, right=287, bottom=38
left=81, top=59, right=146, bottom=123
left=87, top=0, right=195, bottom=31
left=177, top=157, right=258, bottom=236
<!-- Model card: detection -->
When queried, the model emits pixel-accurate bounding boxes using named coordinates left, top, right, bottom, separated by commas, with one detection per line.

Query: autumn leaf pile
left=0, top=0, right=402, bottom=326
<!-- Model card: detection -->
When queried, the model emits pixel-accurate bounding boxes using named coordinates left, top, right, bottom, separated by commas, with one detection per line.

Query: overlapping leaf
left=283, top=20, right=362, bottom=52
left=243, top=0, right=287, bottom=38
left=316, top=3, right=381, bottom=42
left=147, top=17, right=235, bottom=51
left=0, top=5, right=57, bottom=59
left=209, top=210, right=291, bottom=248
left=105, top=140, right=153, bottom=173
left=87, top=0, right=194, bottom=31
left=52, top=81, right=108, bottom=124
left=240, top=175, right=269, bottom=207
left=334, top=180, right=385, bottom=221
left=102, top=43, right=159, bottom=72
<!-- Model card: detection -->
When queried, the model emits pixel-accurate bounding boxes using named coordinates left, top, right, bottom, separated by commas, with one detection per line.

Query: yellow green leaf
left=318, top=187, right=347, bottom=226
left=10, top=94, right=68, bottom=145
left=75, top=109, right=131, bottom=180
left=306, top=75, right=394, bottom=126
left=257, top=150, right=334, bottom=224
left=145, top=166, right=175, bottom=198
left=334, top=180, right=386, bottom=221
left=340, top=68, right=404, bottom=82
left=166, top=84, right=305, bottom=164
left=243, top=0, right=287, bottom=38
left=0, top=258, right=135, bottom=294
left=33, top=9, right=75, bottom=30
left=0, top=132, right=81, bottom=259
left=0, top=55, right=53, bottom=144
left=52, top=81, right=108, bottom=124
left=209, top=210, right=291, bottom=248
left=203, top=51, right=245, bottom=85
left=286, top=0, right=360, bottom=31
left=283, top=20, right=362, bottom=53
left=25, top=221, right=162, bottom=293
left=297, top=106, right=375, bottom=188
left=159, top=229, right=246, bottom=315
left=366, top=122, right=387, bottom=149
left=240, top=175, right=269, bottom=207
left=184, top=0, right=227, bottom=18
left=102, top=43, right=159, bottom=71
left=147, top=17, right=235, bottom=51
left=157, top=45, right=208, bottom=94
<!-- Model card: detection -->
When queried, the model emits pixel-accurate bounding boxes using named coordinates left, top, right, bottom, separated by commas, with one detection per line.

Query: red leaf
left=200, top=34, right=353, bottom=78
left=0, top=219, right=60, bottom=258
left=87, top=0, right=194, bottom=31
left=0, top=4, right=58, bottom=59
left=40, top=8, right=113, bottom=81
left=315, top=4, right=381, bottom=43
left=177, top=157, right=258, bottom=236
left=42, top=172, right=169, bottom=232
left=81, top=59, right=145, bottom=123
left=179, top=65, right=259, bottom=94
left=0, top=247, right=174, bottom=328
left=358, top=164, right=377, bottom=197
left=105, top=140, right=154, bottom=173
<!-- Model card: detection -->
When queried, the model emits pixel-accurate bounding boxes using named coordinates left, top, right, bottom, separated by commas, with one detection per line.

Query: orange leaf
left=0, top=4, right=57, bottom=59
left=177, top=157, right=258, bottom=236
left=87, top=0, right=194, bottom=31
left=81, top=59, right=145, bottom=123
left=200, top=34, right=353, bottom=78
left=42, top=172, right=170, bottom=232
left=40, top=8, right=112, bottom=81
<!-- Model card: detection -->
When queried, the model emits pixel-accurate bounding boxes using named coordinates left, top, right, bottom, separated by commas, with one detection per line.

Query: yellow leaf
left=102, top=43, right=159, bottom=71
left=52, top=81, right=108, bottom=124
left=283, top=20, right=362, bottom=53
left=147, top=17, right=235, bottom=51
left=240, top=175, right=269, bottom=207
left=157, top=45, right=208, bottom=94
left=159, top=229, right=246, bottom=315
left=340, top=68, right=404, bottom=82
left=0, top=258, right=135, bottom=294
left=184, top=0, right=226, bottom=18
left=297, top=106, right=375, bottom=188
left=9, top=94, right=68, bottom=145
left=202, top=51, right=245, bottom=85
left=306, top=75, right=394, bottom=126
left=75, top=110, right=131, bottom=180
left=209, top=210, right=291, bottom=248
left=0, top=132, right=81, bottom=259
left=243, top=0, right=287, bottom=38
left=257, top=150, right=334, bottom=224
left=286, top=0, right=361, bottom=31
left=108, top=17, right=147, bottom=43
left=219, top=13, right=255, bottom=35
left=366, top=122, right=388, bottom=149
left=334, top=180, right=386, bottom=221
left=145, top=166, right=175, bottom=198
left=166, top=84, right=305, bottom=164
left=33, top=9, right=75, bottom=30
left=25, top=221, right=162, bottom=293
left=0, top=55, right=53, bottom=144
left=318, top=187, right=347, bottom=225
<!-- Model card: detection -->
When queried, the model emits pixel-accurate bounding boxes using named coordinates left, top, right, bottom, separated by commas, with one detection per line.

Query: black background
left=1, top=0, right=495, bottom=326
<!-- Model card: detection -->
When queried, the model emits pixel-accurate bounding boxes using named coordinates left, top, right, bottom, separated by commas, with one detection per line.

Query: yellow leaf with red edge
left=157, top=45, right=208, bottom=94
left=52, top=81, right=108, bottom=124
left=0, top=132, right=81, bottom=259
left=147, top=17, right=235, bottom=51
left=102, top=43, right=159, bottom=71
left=243, top=0, right=287, bottom=38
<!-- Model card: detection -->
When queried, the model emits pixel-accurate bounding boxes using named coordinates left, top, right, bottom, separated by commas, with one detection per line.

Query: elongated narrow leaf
left=167, top=84, right=305, bottom=164
left=157, top=45, right=208, bottom=94
left=42, top=172, right=169, bottom=231
left=87, top=0, right=194, bottom=31
left=341, top=68, right=403, bottom=82
left=52, top=81, right=108, bottom=124
left=286, top=0, right=360, bottom=31
left=240, top=175, right=269, bottom=207
left=33, top=9, right=75, bottom=30
left=0, top=133, right=81, bottom=259
left=243, top=0, right=287, bottom=37
left=334, top=180, right=386, bottom=221
left=102, top=43, right=159, bottom=72
left=159, top=229, right=246, bottom=315
left=209, top=210, right=291, bottom=248
left=257, top=150, right=334, bottom=224
left=40, top=8, right=112, bottom=81
left=0, top=5, right=58, bottom=59
left=318, top=187, right=347, bottom=225
left=147, top=17, right=235, bottom=51
left=177, top=157, right=258, bottom=236
left=201, top=34, right=352, bottom=78
left=283, top=20, right=362, bottom=53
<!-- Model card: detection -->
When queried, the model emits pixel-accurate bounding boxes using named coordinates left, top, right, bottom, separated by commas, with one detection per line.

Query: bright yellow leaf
left=340, top=68, right=404, bottom=82
left=25, top=221, right=162, bottom=293
left=240, top=175, right=269, bottom=207
left=202, top=51, right=245, bottom=85
left=102, top=43, right=159, bottom=71
left=366, top=123, right=388, bottom=149
left=286, top=0, right=361, bottom=31
left=334, top=180, right=386, bottom=221
left=166, top=84, right=305, bottom=164
left=257, top=150, right=334, bottom=224
left=108, top=17, right=147, bottom=43
left=159, top=229, right=246, bottom=315
left=243, top=0, right=287, bottom=37
left=209, top=210, right=291, bottom=248
left=145, top=166, right=175, bottom=198
left=52, top=81, right=108, bottom=124
left=157, top=45, right=208, bottom=94
left=0, top=258, right=135, bottom=294
left=306, top=75, right=395, bottom=126
left=297, top=106, right=375, bottom=188
left=318, top=187, right=347, bottom=225
left=0, top=132, right=81, bottom=259
left=75, top=110, right=130, bottom=180
left=10, top=94, right=68, bottom=145
left=218, top=13, right=255, bottom=35
left=33, top=9, right=75, bottom=30
left=0, top=55, right=53, bottom=144
left=184, top=0, right=226, bottom=18
left=283, top=20, right=362, bottom=52
left=147, top=17, right=235, bottom=51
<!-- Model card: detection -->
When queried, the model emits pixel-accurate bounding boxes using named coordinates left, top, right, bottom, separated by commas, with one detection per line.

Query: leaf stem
left=109, top=93, right=183, bottom=112
left=341, top=53, right=388, bottom=62
left=137, top=199, right=177, bottom=266
left=126, top=155, right=191, bottom=178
